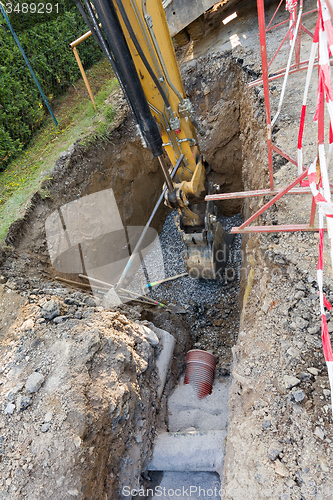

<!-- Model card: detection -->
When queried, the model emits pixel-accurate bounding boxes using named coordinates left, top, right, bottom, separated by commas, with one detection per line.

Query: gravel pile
left=143, top=211, right=243, bottom=307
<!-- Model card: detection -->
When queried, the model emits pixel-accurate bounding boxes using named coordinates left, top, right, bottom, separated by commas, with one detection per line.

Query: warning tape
left=286, top=0, right=298, bottom=45
left=293, top=0, right=333, bottom=414
left=308, top=160, right=333, bottom=414
left=297, top=18, right=319, bottom=182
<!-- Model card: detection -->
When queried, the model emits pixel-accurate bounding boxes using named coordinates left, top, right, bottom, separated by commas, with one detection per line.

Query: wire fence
left=0, top=0, right=103, bottom=170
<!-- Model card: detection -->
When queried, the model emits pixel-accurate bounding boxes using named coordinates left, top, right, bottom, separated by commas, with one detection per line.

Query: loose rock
left=4, top=403, right=15, bottom=415
left=283, top=375, right=301, bottom=389
left=268, top=442, right=283, bottom=461
left=16, top=395, right=32, bottom=412
left=25, top=372, right=45, bottom=394
left=41, top=299, right=60, bottom=320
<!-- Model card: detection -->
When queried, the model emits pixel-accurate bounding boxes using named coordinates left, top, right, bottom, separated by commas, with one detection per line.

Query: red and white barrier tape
left=297, top=19, right=319, bottom=179
left=293, top=0, right=333, bottom=414
left=286, top=0, right=298, bottom=45
left=272, top=3, right=303, bottom=127
left=308, top=159, right=333, bottom=414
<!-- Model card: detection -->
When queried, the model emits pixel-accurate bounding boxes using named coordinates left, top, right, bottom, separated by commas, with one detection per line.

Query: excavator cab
left=75, top=0, right=232, bottom=279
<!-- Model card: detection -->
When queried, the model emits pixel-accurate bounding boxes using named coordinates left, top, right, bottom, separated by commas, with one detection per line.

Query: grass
left=0, top=57, right=120, bottom=243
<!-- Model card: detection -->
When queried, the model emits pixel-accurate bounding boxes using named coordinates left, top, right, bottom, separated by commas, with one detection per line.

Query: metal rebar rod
left=231, top=224, right=323, bottom=233
left=144, top=272, right=188, bottom=288
left=79, top=274, right=111, bottom=287
left=118, top=293, right=167, bottom=307
left=119, top=288, right=167, bottom=308
left=55, top=276, right=91, bottom=288
left=116, top=154, right=183, bottom=288
left=158, top=155, right=174, bottom=192
left=119, top=287, right=159, bottom=304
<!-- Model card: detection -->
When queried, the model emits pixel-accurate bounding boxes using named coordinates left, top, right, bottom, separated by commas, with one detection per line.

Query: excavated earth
left=0, top=0, right=333, bottom=499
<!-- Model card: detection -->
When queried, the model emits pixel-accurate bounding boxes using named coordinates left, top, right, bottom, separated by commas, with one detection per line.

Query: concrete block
left=150, top=325, right=176, bottom=398
left=147, top=430, right=227, bottom=475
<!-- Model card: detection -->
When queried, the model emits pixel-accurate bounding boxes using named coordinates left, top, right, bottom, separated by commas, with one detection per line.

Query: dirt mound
left=0, top=287, right=162, bottom=499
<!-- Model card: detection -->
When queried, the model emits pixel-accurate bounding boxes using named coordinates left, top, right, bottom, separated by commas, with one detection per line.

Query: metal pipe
left=271, top=144, right=299, bottom=167
left=265, top=0, right=284, bottom=31
left=257, top=0, right=274, bottom=190
left=158, top=156, right=174, bottom=192
left=0, top=3, right=58, bottom=126
left=205, top=186, right=322, bottom=201
left=119, top=288, right=167, bottom=307
left=309, top=196, right=317, bottom=227
left=231, top=224, right=323, bottom=234
left=268, top=25, right=293, bottom=69
left=91, top=0, right=163, bottom=156
left=237, top=168, right=309, bottom=231
left=301, top=24, right=314, bottom=39
left=249, top=60, right=324, bottom=86
left=149, top=102, right=182, bottom=162
left=72, top=47, right=97, bottom=109
left=70, top=25, right=100, bottom=48
left=116, top=154, right=183, bottom=288
left=129, top=0, right=169, bottom=101
left=144, top=272, right=188, bottom=288
left=142, top=0, right=185, bottom=104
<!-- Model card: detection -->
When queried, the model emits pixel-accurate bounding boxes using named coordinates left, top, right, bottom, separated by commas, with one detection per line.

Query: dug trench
left=0, top=51, right=331, bottom=500
left=0, top=54, right=261, bottom=499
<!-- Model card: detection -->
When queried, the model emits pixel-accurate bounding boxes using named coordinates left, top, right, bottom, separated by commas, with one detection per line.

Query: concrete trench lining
left=147, top=430, right=227, bottom=474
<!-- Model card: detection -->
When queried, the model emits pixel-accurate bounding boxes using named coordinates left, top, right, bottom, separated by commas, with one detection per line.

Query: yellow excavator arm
left=75, top=0, right=231, bottom=279
left=113, top=0, right=207, bottom=196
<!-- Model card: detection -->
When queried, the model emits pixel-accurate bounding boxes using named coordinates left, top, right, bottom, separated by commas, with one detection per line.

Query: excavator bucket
left=183, top=222, right=233, bottom=280
left=175, top=192, right=234, bottom=280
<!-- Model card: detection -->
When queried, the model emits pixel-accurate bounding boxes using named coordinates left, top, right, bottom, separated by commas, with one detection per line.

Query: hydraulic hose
left=142, top=0, right=185, bottom=105
left=84, top=0, right=163, bottom=157
left=74, top=0, right=105, bottom=54
left=93, top=0, right=163, bottom=156
left=114, top=0, right=171, bottom=110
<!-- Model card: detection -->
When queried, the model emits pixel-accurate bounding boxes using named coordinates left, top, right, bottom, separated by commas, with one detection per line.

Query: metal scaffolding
left=205, top=0, right=330, bottom=235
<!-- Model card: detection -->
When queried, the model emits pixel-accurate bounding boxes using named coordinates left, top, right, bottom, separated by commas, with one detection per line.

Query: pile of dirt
left=0, top=283, right=166, bottom=499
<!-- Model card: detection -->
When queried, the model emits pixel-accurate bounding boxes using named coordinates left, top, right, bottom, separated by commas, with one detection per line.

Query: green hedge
left=0, top=3, right=102, bottom=169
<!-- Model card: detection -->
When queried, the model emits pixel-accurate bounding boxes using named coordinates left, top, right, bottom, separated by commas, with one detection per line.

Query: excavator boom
left=76, top=0, right=231, bottom=279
